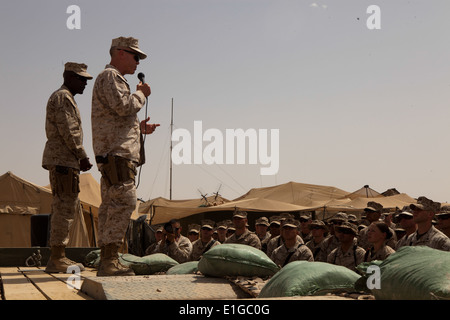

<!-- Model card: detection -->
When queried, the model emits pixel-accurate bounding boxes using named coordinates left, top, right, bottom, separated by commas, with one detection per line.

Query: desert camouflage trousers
left=97, top=163, right=137, bottom=247
left=48, top=166, right=80, bottom=247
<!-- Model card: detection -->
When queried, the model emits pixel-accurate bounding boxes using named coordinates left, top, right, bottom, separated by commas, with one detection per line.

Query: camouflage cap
left=233, top=210, right=247, bottom=219
left=255, top=216, right=269, bottom=226
left=330, top=212, right=348, bottom=222
left=201, top=219, right=215, bottom=230
left=188, top=224, right=200, bottom=234
left=111, top=36, right=147, bottom=59
left=437, top=205, right=450, bottom=217
left=64, top=62, right=93, bottom=79
left=364, top=201, right=383, bottom=213
left=269, top=215, right=281, bottom=226
left=310, top=220, right=327, bottom=229
left=299, top=214, right=312, bottom=221
left=282, top=218, right=299, bottom=228
left=409, top=196, right=440, bottom=213
left=336, top=222, right=358, bottom=235
left=217, top=219, right=232, bottom=229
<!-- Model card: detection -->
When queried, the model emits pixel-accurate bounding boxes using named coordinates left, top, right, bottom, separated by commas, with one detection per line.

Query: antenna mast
left=170, top=98, right=173, bottom=200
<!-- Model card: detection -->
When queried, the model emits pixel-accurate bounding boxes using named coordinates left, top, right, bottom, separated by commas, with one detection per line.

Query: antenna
left=170, top=98, right=173, bottom=200
left=214, top=183, right=222, bottom=200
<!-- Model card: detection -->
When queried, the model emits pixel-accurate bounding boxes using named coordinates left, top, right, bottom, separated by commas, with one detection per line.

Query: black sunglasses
left=120, top=49, right=140, bottom=62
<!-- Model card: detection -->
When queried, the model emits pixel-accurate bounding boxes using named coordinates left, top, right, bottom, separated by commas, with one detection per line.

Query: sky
left=2, top=0, right=450, bottom=203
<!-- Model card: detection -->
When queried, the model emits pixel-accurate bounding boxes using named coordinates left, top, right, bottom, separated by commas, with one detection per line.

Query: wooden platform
left=0, top=266, right=96, bottom=300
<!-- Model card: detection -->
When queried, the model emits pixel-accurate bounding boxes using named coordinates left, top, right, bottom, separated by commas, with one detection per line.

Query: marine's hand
left=137, top=82, right=151, bottom=97
left=140, top=117, right=160, bottom=134
left=80, top=157, right=93, bottom=172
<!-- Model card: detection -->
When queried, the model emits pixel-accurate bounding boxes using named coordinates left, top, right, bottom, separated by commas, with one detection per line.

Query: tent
left=138, top=195, right=231, bottom=225
left=0, top=171, right=99, bottom=247
left=233, top=181, right=350, bottom=207
left=137, top=181, right=351, bottom=226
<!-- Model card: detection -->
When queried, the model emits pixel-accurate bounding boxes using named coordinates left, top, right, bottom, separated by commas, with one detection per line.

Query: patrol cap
left=364, top=201, right=383, bottom=213
left=233, top=210, right=247, bottom=219
left=188, top=224, right=200, bottom=234
left=269, top=215, right=281, bottom=226
left=347, top=214, right=358, bottom=223
left=201, top=219, right=215, bottom=230
left=336, top=222, right=358, bottom=235
left=64, top=62, right=93, bottom=79
left=437, top=205, right=450, bottom=218
left=217, top=219, right=232, bottom=229
left=282, top=218, right=299, bottom=228
left=111, top=36, right=147, bottom=60
left=310, top=220, right=327, bottom=230
left=299, top=214, right=312, bottom=222
left=409, top=196, right=440, bottom=213
left=330, top=212, right=348, bottom=222
left=255, top=217, right=269, bottom=226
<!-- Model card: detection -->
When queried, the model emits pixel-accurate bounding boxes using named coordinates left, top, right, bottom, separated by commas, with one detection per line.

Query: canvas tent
left=0, top=171, right=99, bottom=247
left=137, top=181, right=352, bottom=226
left=138, top=181, right=422, bottom=227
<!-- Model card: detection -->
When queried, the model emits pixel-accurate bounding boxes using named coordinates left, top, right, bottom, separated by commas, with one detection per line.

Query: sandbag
left=198, top=243, right=279, bottom=277
left=359, top=246, right=450, bottom=300
left=120, top=253, right=179, bottom=275
left=84, top=250, right=178, bottom=275
left=166, top=261, right=199, bottom=275
left=258, top=261, right=361, bottom=298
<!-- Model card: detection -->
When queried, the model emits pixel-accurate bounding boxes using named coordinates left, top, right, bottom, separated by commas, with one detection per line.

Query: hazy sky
left=2, top=0, right=450, bottom=203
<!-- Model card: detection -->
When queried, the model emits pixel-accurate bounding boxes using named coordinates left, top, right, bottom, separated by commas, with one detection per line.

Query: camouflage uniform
left=190, top=238, right=220, bottom=261
left=155, top=235, right=193, bottom=263
left=305, top=238, right=325, bottom=260
left=327, top=245, right=366, bottom=272
left=92, top=63, right=146, bottom=247
left=270, top=238, right=314, bottom=267
left=363, top=244, right=395, bottom=262
left=403, top=226, right=450, bottom=251
left=315, top=234, right=339, bottom=262
left=42, top=75, right=89, bottom=246
left=224, top=229, right=262, bottom=250
left=358, top=225, right=397, bottom=250
left=266, top=234, right=304, bottom=258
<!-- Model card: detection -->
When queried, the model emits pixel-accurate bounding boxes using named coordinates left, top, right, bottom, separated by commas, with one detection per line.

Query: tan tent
left=0, top=171, right=97, bottom=247
left=233, top=181, right=350, bottom=207
left=138, top=195, right=230, bottom=225
left=138, top=181, right=350, bottom=225
left=322, top=193, right=417, bottom=218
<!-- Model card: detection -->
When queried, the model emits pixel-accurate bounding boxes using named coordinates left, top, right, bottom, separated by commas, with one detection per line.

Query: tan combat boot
left=45, top=246, right=85, bottom=273
left=96, top=244, right=135, bottom=277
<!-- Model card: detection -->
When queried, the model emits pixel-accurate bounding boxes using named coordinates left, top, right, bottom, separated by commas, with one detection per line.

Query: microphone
left=138, top=72, right=145, bottom=84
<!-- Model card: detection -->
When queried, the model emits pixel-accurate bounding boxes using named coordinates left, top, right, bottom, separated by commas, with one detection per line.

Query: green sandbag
left=198, top=244, right=279, bottom=277
left=258, top=261, right=361, bottom=298
left=84, top=250, right=178, bottom=275
left=360, top=246, right=450, bottom=300
left=85, top=249, right=101, bottom=267
left=166, top=261, right=199, bottom=275
left=120, top=253, right=179, bottom=275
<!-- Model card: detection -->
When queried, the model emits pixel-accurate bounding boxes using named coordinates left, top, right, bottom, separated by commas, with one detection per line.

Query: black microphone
left=138, top=72, right=145, bottom=84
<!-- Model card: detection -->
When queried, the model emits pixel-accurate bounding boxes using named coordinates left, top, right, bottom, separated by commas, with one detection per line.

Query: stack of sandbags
left=198, top=244, right=279, bottom=277
left=258, top=261, right=361, bottom=298
left=358, top=246, right=450, bottom=300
